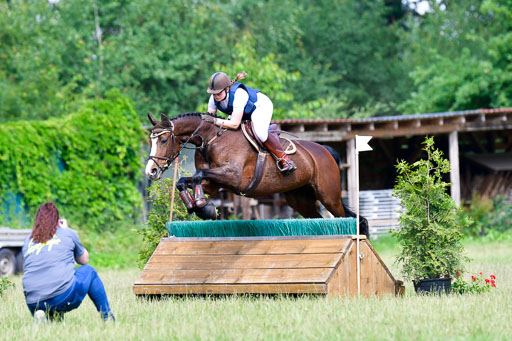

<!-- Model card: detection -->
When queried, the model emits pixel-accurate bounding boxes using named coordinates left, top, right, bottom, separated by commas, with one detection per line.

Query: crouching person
left=22, top=202, right=114, bottom=323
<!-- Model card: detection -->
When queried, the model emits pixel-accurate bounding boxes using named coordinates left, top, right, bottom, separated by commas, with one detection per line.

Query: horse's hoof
left=194, top=203, right=217, bottom=220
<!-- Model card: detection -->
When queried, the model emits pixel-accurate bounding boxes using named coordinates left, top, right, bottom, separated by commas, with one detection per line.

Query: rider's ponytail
left=230, top=71, right=247, bottom=86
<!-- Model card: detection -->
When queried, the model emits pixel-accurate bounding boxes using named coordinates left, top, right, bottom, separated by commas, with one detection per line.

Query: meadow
left=1, top=235, right=511, bottom=341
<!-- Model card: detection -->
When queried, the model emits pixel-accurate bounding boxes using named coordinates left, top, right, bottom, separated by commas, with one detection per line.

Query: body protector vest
left=215, top=82, right=260, bottom=120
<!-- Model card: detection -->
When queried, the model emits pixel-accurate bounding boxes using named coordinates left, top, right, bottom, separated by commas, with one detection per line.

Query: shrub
left=393, top=136, right=468, bottom=282
left=0, top=277, right=15, bottom=297
left=137, top=175, right=200, bottom=268
left=458, top=194, right=512, bottom=237
left=0, top=89, right=145, bottom=231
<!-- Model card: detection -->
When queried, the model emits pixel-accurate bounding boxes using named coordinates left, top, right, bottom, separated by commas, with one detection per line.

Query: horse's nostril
left=151, top=168, right=157, bottom=176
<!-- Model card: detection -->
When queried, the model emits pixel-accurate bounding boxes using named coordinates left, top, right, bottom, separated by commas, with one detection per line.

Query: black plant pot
left=414, top=277, right=451, bottom=295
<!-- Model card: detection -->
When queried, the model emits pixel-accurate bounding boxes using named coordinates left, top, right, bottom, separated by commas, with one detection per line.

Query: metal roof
left=273, top=108, right=512, bottom=124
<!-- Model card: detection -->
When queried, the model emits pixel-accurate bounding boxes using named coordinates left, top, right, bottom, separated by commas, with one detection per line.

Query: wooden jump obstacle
left=133, top=219, right=404, bottom=297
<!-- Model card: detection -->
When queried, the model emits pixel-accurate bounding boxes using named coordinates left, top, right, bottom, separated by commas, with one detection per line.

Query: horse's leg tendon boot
left=263, top=134, right=297, bottom=175
left=193, top=184, right=207, bottom=208
left=179, top=190, right=195, bottom=212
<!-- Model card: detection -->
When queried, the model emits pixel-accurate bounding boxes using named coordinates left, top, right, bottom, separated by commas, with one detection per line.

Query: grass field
left=1, top=236, right=511, bottom=341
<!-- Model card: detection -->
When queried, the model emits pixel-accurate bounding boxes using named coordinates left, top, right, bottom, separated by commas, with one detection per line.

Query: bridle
left=148, top=120, right=206, bottom=173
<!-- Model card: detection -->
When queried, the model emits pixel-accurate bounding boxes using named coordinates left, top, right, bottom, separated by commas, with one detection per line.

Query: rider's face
left=213, top=88, right=228, bottom=102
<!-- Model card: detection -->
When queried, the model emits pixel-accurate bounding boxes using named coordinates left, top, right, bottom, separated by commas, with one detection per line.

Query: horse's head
left=145, top=113, right=180, bottom=180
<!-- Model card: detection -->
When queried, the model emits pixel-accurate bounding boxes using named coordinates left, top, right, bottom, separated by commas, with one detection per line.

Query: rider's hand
left=201, top=114, right=216, bottom=124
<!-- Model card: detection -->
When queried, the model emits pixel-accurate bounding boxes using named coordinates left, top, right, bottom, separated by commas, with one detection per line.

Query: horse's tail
left=322, top=145, right=370, bottom=239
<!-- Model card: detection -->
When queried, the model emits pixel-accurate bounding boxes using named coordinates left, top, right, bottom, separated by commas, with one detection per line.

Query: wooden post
left=168, top=158, right=179, bottom=236
left=346, top=139, right=357, bottom=209
left=449, top=131, right=461, bottom=206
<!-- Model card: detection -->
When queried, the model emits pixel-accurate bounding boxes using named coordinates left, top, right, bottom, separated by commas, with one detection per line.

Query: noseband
left=148, top=120, right=205, bottom=173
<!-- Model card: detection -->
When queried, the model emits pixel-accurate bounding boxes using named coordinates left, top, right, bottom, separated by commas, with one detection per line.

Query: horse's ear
left=160, top=113, right=171, bottom=126
left=148, top=112, right=158, bottom=126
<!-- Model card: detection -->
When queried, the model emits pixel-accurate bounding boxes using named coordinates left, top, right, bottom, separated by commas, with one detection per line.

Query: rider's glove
left=201, top=114, right=216, bottom=124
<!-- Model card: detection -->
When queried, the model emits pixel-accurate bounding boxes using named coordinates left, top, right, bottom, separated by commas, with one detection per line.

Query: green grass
left=1, top=236, right=511, bottom=340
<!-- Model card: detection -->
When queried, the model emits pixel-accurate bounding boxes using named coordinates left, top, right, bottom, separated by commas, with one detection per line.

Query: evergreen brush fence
left=0, top=90, right=145, bottom=230
left=167, top=218, right=357, bottom=238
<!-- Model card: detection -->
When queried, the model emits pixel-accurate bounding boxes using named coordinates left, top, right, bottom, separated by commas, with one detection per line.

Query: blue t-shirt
left=22, top=227, right=85, bottom=304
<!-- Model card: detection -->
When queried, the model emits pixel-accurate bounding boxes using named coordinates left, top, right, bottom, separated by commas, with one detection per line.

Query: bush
left=458, top=194, right=512, bottom=237
left=0, top=277, right=15, bottom=298
left=393, top=137, right=468, bottom=282
left=137, top=175, right=200, bottom=268
left=0, top=89, right=145, bottom=231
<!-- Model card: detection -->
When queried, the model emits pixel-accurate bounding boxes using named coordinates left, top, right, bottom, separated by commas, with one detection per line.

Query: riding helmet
left=207, top=72, right=231, bottom=94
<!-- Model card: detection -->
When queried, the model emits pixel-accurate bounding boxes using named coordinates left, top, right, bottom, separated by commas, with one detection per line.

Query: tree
left=399, top=0, right=512, bottom=113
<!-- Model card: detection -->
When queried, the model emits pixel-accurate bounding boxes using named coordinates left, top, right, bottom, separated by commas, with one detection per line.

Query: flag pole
left=355, top=136, right=361, bottom=296
left=354, top=135, right=372, bottom=296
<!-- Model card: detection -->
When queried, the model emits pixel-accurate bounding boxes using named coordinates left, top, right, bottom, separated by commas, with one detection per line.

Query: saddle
left=238, top=121, right=297, bottom=196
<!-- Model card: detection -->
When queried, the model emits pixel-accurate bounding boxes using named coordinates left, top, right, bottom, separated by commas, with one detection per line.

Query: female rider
left=204, top=71, right=296, bottom=175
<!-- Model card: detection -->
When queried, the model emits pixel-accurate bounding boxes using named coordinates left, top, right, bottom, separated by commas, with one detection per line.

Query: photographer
left=22, top=202, right=114, bottom=322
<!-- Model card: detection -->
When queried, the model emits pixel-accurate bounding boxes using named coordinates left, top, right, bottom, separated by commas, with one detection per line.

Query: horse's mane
left=154, top=112, right=216, bottom=129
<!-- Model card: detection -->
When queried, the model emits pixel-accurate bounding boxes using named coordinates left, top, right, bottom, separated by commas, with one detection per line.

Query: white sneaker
left=33, top=310, right=47, bottom=324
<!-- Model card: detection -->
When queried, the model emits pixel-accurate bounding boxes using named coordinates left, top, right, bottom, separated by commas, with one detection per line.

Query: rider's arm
left=214, top=89, right=248, bottom=129
left=207, top=95, right=217, bottom=115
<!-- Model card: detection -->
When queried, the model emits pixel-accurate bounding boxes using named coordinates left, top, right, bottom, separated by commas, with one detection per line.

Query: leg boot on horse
left=263, top=133, right=297, bottom=175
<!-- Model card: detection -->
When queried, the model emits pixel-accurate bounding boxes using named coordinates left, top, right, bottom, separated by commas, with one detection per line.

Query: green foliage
left=209, top=33, right=300, bottom=119
left=452, top=272, right=497, bottom=294
left=458, top=195, right=512, bottom=238
left=137, top=176, right=199, bottom=268
left=400, top=0, right=512, bottom=113
left=0, top=277, right=15, bottom=298
left=0, top=89, right=145, bottom=231
left=0, top=0, right=412, bottom=124
left=393, top=136, right=468, bottom=281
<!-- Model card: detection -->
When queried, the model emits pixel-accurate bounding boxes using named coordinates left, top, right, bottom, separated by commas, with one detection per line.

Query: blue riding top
left=214, top=82, right=260, bottom=120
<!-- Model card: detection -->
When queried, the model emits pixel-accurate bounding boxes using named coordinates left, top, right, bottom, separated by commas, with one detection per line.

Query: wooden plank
left=133, top=283, right=327, bottom=295
left=146, top=253, right=342, bottom=270
left=152, top=238, right=352, bottom=256
left=135, top=268, right=333, bottom=285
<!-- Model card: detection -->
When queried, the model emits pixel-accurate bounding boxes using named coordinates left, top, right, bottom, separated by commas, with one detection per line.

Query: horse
left=145, top=112, right=369, bottom=238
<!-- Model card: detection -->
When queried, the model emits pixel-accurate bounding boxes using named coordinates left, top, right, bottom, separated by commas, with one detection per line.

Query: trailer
left=0, top=227, right=31, bottom=276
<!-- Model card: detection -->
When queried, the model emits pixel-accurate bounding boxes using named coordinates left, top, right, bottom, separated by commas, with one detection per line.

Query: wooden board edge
left=133, top=283, right=327, bottom=295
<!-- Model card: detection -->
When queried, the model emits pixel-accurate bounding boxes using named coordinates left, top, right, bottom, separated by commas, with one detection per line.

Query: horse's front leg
left=191, top=165, right=242, bottom=206
left=176, top=176, right=195, bottom=213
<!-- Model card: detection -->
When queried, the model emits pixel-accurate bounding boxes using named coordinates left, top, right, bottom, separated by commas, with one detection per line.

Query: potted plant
left=393, top=136, right=468, bottom=294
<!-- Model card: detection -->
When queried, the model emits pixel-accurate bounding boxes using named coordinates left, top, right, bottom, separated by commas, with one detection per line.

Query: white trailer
left=0, top=227, right=31, bottom=276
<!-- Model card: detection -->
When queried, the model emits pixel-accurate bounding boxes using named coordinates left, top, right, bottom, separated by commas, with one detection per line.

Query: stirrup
left=276, top=158, right=296, bottom=175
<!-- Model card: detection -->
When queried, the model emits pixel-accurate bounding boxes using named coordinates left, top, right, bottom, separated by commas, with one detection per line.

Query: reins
left=149, top=117, right=225, bottom=170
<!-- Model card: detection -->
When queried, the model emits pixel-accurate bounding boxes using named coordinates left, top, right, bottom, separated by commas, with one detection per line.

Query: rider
left=204, top=71, right=296, bottom=175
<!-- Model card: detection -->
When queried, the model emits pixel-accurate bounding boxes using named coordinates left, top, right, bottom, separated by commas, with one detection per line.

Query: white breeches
left=251, top=93, right=273, bottom=142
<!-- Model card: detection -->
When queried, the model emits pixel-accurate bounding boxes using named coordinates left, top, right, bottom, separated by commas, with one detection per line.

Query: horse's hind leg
left=283, top=186, right=322, bottom=218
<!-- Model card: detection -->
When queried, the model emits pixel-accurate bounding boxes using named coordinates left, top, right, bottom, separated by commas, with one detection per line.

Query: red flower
left=472, top=276, right=476, bottom=281
left=456, top=270, right=461, bottom=277
left=492, top=283, right=496, bottom=287
left=490, top=275, right=496, bottom=279
left=480, top=272, right=483, bottom=275
left=485, top=279, right=490, bottom=283
left=491, top=279, right=495, bottom=284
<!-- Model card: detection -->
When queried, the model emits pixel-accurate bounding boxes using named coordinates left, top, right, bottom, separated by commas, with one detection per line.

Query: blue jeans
left=27, top=265, right=112, bottom=320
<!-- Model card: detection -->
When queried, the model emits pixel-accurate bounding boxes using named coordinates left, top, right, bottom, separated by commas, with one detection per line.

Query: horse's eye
left=161, top=138, right=168, bottom=144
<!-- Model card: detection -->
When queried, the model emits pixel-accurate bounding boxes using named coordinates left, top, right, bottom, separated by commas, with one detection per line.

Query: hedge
left=0, top=89, right=146, bottom=231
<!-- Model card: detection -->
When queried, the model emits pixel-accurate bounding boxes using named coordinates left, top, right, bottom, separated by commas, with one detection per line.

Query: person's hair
left=31, top=202, right=59, bottom=243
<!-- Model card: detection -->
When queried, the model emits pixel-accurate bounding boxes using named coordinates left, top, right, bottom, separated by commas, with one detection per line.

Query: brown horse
left=145, top=112, right=368, bottom=237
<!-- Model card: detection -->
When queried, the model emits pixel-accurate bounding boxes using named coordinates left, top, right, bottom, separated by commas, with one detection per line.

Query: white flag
left=356, top=135, right=373, bottom=152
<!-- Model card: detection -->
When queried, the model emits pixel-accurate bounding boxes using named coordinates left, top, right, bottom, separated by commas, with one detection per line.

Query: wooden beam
left=449, top=131, right=461, bottom=207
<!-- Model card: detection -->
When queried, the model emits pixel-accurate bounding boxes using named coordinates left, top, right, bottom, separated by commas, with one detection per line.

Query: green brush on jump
left=166, top=217, right=357, bottom=238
